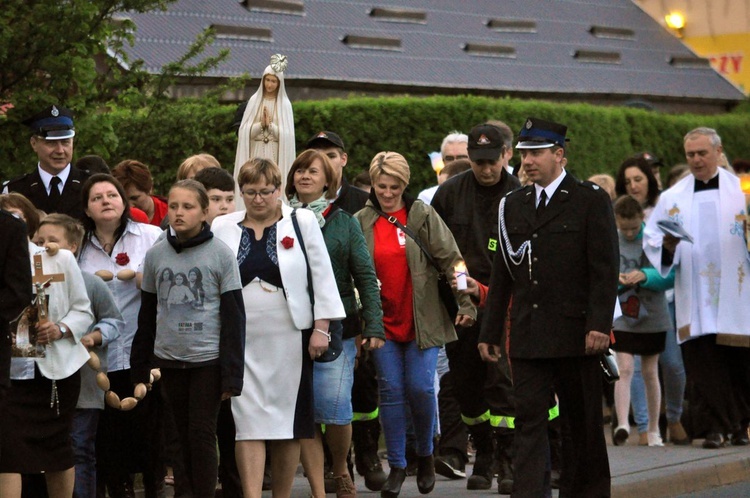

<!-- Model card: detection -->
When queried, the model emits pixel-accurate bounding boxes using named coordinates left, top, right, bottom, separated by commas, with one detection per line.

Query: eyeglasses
left=443, top=154, right=469, bottom=162
left=242, top=188, right=277, bottom=200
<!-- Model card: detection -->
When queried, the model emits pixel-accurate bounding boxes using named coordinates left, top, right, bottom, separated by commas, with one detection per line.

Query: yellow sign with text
left=685, top=33, right=750, bottom=94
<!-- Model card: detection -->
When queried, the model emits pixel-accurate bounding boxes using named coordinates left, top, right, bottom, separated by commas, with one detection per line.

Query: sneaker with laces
left=334, top=474, right=357, bottom=498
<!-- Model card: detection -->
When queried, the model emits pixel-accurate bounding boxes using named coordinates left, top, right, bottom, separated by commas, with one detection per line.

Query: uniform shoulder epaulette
left=3, top=172, right=32, bottom=188
left=506, top=184, right=529, bottom=197
left=579, top=180, right=601, bottom=191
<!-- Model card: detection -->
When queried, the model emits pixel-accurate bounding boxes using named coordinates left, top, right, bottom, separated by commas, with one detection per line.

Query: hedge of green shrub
left=2, top=95, right=749, bottom=195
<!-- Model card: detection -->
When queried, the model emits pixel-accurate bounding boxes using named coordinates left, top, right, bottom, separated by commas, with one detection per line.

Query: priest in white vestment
left=643, top=127, right=750, bottom=449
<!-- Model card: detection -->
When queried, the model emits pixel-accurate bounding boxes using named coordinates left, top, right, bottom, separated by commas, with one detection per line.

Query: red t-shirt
left=150, top=195, right=168, bottom=226
left=130, top=207, right=150, bottom=224
left=373, top=207, right=415, bottom=342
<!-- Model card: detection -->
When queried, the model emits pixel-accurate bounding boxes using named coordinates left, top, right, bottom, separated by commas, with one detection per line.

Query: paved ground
left=144, top=429, right=750, bottom=498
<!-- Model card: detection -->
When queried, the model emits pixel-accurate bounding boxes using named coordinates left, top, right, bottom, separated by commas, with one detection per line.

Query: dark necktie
left=536, top=190, right=547, bottom=219
left=49, top=176, right=62, bottom=208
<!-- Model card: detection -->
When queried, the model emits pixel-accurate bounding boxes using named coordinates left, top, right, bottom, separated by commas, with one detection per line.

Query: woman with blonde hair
left=212, top=157, right=344, bottom=498
left=355, top=152, right=476, bottom=498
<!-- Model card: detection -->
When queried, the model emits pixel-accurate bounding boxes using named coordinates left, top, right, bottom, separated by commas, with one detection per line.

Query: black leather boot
left=354, top=418, right=387, bottom=490
left=381, top=467, right=407, bottom=498
left=417, top=455, right=436, bottom=494
left=495, top=431, right=514, bottom=495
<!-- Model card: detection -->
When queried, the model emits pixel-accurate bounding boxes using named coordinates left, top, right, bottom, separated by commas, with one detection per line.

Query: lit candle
left=455, top=261, right=467, bottom=290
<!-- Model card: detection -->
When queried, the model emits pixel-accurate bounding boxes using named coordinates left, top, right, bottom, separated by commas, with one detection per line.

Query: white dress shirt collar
left=37, top=163, right=71, bottom=195
left=534, top=170, right=567, bottom=206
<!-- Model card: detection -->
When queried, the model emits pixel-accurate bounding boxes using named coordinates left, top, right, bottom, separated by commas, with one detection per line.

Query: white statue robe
left=234, top=64, right=295, bottom=206
left=643, top=168, right=750, bottom=345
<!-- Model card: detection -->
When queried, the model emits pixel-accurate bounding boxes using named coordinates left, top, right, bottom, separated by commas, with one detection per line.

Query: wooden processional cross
left=31, top=253, right=65, bottom=324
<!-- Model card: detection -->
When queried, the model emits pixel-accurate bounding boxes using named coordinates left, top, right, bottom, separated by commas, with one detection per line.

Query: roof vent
left=242, top=0, right=304, bottom=16
left=212, top=24, right=272, bottom=42
left=342, top=34, right=402, bottom=51
left=369, top=7, right=427, bottom=24
left=589, top=25, right=635, bottom=40
left=463, top=43, right=516, bottom=58
left=486, top=19, right=537, bottom=33
left=573, top=49, right=621, bottom=64
left=669, top=56, right=711, bottom=68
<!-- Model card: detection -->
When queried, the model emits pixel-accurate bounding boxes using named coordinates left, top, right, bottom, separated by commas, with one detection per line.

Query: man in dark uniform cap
left=479, top=117, right=618, bottom=497
left=2, top=105, right=89, bottom=220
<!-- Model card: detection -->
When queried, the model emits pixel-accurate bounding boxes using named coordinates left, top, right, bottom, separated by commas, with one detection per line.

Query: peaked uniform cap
left=22, top=105, right=75, bottom=140
left=516, top=117, right=567, bottom=149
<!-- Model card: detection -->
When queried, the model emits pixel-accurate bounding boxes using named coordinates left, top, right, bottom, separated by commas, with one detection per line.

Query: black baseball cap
left=635, top=151, right=663, bottom=168
left=306, top=131, right=345, bottom=150
left=467, top=124, right=505, bottom=161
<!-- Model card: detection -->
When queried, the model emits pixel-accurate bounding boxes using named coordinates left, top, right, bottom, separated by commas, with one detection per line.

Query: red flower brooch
left=281, top=236, right=295, bottom=249
left=115, top=252, right=130, bottom=266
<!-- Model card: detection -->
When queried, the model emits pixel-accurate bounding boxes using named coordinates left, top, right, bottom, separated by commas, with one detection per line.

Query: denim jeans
left=72, top=408, right=100, bottom=498
left=660, top=301, right=685, bottom=424
left=372, top=339, right=438, bottom=469
left=630, top=357, right=648, bottom=433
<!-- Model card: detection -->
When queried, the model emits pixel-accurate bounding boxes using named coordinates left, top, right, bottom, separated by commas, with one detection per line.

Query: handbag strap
left=368, top=205, right=443, bottom=274
left=291, top=209, right=315, bottom=317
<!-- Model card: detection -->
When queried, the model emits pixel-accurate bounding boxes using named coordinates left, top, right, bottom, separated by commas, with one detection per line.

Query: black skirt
left=0, top=370, right=81, bottom=473
left=611, top=330, right=666, bottom=356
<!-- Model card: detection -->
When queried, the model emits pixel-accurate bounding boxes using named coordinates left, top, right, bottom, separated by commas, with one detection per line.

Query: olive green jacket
left=355, top=198, right=476, bottom=349
left=322, top=208, right=384, bottom=340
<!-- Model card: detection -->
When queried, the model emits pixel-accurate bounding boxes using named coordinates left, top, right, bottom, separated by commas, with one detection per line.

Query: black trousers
left=352, top=350, right=379, bottom=417
left=445, top=321, right=515, bottom=425
left=161, top=365, right=223, bottom=498
left=217, top=397, right=243, bottom=497
left=97, top=369, right=164, bottom=497
left=512, top=356, right=610, bottom=498
left=680, top=334, right=750, bottom=435
left=436, top=369, right=467, bottom=458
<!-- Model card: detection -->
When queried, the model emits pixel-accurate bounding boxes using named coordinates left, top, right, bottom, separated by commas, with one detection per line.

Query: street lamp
left=665, top=12, right=686, bottom=38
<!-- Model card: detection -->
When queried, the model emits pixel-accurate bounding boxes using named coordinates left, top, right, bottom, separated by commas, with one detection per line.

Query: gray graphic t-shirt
left=142, top=236, right=241, bottom=363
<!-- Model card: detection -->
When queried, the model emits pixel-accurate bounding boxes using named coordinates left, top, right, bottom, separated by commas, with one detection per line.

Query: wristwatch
left=58, top=324, right=68, bottom=340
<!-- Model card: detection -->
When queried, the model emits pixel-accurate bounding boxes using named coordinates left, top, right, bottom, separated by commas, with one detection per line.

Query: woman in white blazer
left=212, top=157, right=344, bottom=498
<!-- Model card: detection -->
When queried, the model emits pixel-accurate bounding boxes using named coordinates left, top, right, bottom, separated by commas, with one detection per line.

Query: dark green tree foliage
left=0, top=0, right=172, bottom=112
left=0, top=0, right=245, bottom=183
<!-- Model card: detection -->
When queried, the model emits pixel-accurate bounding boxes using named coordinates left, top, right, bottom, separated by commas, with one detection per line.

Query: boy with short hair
left=34, top=213, right=123, bottom=498
left=193, top=167, right=236, bottom=225
left=190, top=166, right=242, bottom=495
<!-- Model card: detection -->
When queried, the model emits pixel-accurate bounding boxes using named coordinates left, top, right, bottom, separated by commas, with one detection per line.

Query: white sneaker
left=648, top=432, right=664, bottom=447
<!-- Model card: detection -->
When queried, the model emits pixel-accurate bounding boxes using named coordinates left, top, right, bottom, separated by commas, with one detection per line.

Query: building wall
left=635, top=0, right=750, bottom=93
